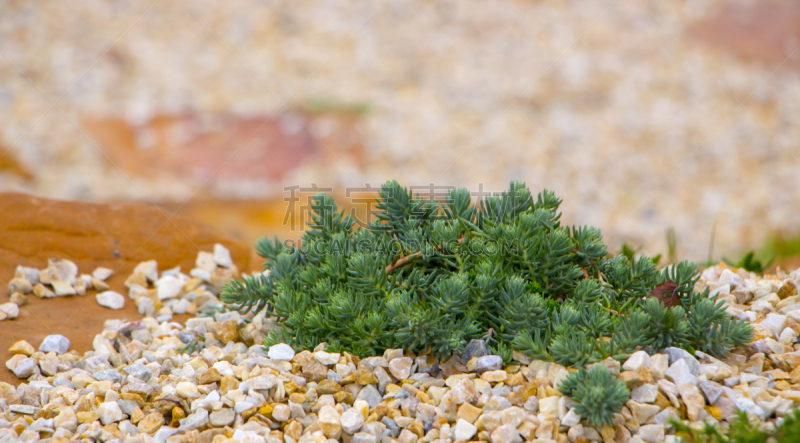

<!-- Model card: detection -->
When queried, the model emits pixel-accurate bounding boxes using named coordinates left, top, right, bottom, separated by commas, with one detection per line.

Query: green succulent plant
left=221, top=181, right=753, bottom=363
left=558, top=365, right=630, bottom=428
left=671, top=409, right=800, bottom=443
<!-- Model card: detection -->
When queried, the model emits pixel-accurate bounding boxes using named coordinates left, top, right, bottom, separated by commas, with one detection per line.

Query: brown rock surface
left=0, top=193, right=251, bottom=384
left=690, top=2, right=800, bottom=69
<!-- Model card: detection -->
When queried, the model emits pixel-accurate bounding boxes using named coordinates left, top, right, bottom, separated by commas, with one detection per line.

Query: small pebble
left=39, top=334, right=70, bottom=355
left=96, top=291, right=125, bottom=309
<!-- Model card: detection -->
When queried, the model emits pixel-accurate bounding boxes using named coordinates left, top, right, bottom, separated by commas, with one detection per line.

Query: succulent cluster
left=557, top=366, right=629, bottom=427
left=222, top=181, right=753, bottom=364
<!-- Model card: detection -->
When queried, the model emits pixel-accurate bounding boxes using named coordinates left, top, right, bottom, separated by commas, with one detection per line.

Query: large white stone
left=677, top=383, right=705, bottom=421
left=491, top=424, right=522, bottom=443
left=760, top=313, right=788, bottom=338
left=180, top=408, right=209, bottom=430
left=778, top=327, right=797, bottom=345
left=622, top=351, right=651, bottom=371
left=341, top=407, right=365, bottom=434
left=665, top=358, right=697, bottom=386
left=314, top=351, right=341, bottom=366
left=268, top=343, right=295, bottom=361
left=156, top=275, right=184, bottom=300
left=92, top=267, right=114, bottom=281
left=99, top=401, right=123, bottom=425
left=454, top=419, right=477, bottom=441
left=631, top=384, right=658, bottom=403
left=0, top=302, right=19, bottom=319
left=698, top=380, right=724, bottom=405
left=96, top=291, right=125, bottom=309
left=134, top=260, right=158, bottom=282
left=39, top=335, right=70, bottom=355
left=137, top=297, right=156, bottom=316
left=539, top=396, right=559, bottom=416
left=196, top=251, right=217, bottom=271
left=319, top=405, right=342, bottom=439
left=560, top=408, right=581, bottom=427
left=638, top=424, right=665, bottom=443
left=214, top=243, right=234, bottom=268
left=176, top=381, right=200, bottom=398
left=718, top=269, right=742, bottom=287
left=388, top=357, right=413, bottom=380
left=628, top=400, right=660, bottom=424
left=51, top=280, right=76, bottom=296
left=48, top=258, right=79, bottom=285
left=735, top=398, right=766, bottom=420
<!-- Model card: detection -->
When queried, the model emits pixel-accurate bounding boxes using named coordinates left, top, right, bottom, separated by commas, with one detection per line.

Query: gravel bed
left=2, top=255, right=800, bottom=443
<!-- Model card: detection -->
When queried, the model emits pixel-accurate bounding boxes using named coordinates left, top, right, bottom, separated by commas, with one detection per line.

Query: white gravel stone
left=137, top=297, right=156, bottom=316
left=560, top=408, right=581, bottom=427
left=271, top=404, right=290, bottom=422
left=356, top=385, right=382, bottom=408
left=92, top=267, right=114, bottom=281
left=8, top=277, right=33, bottom=294
left=314, top=350, right=341, bottom=365
left=134, top=260, right=158, bottom=282
left=622, top=351, right=651, bottom=371
left=51, top=280, right=76, bottom=296
left=631, top=384, right=658, bottom=403
left=176, top=381, right=200, bottom=398
left=210, top=409, right=235, bottom=427
left=213, top=243, right=234, bottom=268
left=751, top=298, right=774, bottom=313
left=10, top=357, right=37, bottom=378
left=156, top=275, right=184, bottom=300
left=171, top=298, right=192, bottom=314
left=629, top=401, right=661, bottom=424
left=735, top=398, right=766, bottom=420
left=96, top=291, right=125, bottom=309
left=779, top=327, right=797, bottom=345
left=664, top=347, right=699, bottom=374
left=760, top=313, right=788, bottom=338
left=652, top=408, right=680, bottom=426
left=638, top=424, right=665, bottom=443
left=698, top=380, right=724, bottom=404
left=39, top=335, right=70, bottom=355
left=0, top=302, right=19, bottom=319
left=665, top=358, right=697, bottom=386
left=15, top=266, right=40, bottom=285
left=539, top=396, right=559, bottom=416
left=341, top=407, right=365, bottom=434
left=523, top=396, right=539, bottom=412
left=195, top=251, right=217, bottom=272
left=388, top=356, right=413, bottom=380
left=353, top=432, right=377, bottom=443
left=677, top=383, right=705, bottom=421
left=718, top=269, right=742, bottom=287
left=490, top=424, right=522, bottom=443
left=9, top=404, right=36, bottom=415
left=48, top=258, right=79, bottom=285
left=180, top=408, right=209, bottom=430
left=319, top=405, right=342, bottom=439
left=99, top=401, right=124, bottom=425
left=454, top=419, right=478, bottom=440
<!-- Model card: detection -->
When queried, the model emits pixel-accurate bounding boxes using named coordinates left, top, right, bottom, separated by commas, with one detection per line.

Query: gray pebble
left=476, top=355, right=504, bottom=374
left=39, top=335, right=70, bottom=355
left=93, top=369, right=122, bottom=383
left=124, top=364, right=152, bottom=382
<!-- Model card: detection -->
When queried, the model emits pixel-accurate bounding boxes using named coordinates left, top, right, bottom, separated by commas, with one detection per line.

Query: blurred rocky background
left=1, top=0, right=799, bottom=264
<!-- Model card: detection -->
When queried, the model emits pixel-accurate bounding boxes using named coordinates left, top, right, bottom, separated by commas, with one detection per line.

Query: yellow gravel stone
left=8, top=340, right=34, bottom=356
left=457, top=403, right=481, bottom=424
left=170, top=406, right=185, bottom=427
left=76, top=411, right=99, bottom=424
